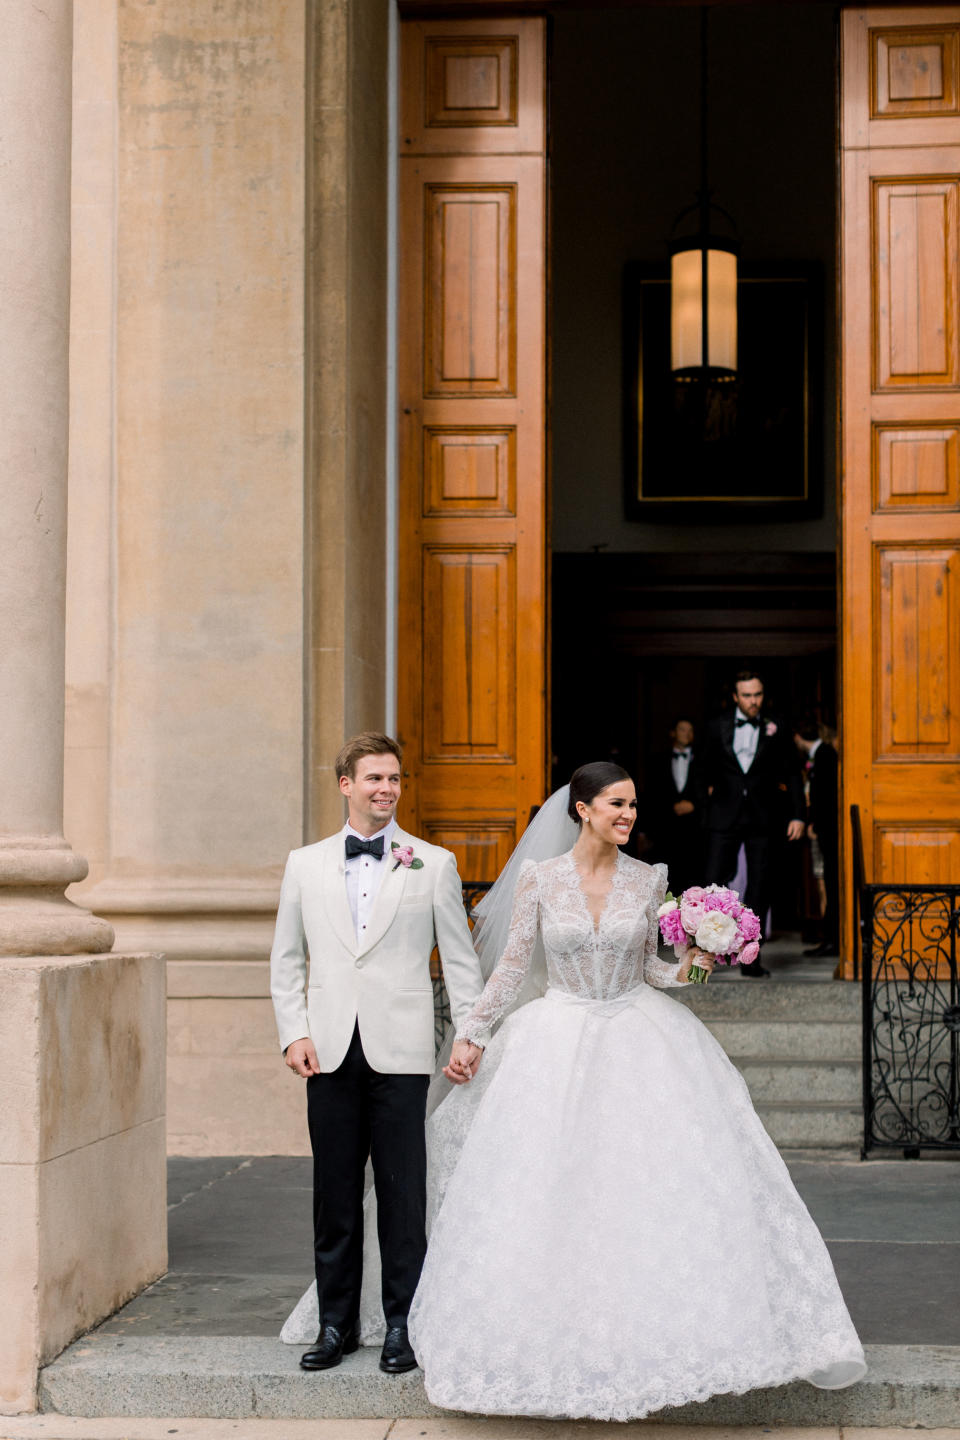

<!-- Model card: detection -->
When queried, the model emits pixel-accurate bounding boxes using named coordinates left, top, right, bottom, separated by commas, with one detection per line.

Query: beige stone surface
left=105, top=0, right=306, bottom=881
left=166, top=960, right=271, bottom=999
left=0, top=955, right=164, bottom=1165
left=305, top=0, right=390, bottom=841
left=0, top=955, right=166, bottom=1413
left=0, top=1421, right=393, bottom=1439
left=166, top=1046, right=307, bottom=1157
left=0, top=1163, right=40, bottom=1414
left=37, top=1118, right=167, bottom=1363
left=64, top=0, right=117, bottom=891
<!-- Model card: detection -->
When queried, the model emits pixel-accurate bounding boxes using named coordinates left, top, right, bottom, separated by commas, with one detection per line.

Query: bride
left=286, top=761, right=866, bottom=1420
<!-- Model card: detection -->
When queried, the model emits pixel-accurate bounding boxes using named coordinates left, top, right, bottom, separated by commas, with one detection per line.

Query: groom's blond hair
left=335, top=731, right=403, bottom=781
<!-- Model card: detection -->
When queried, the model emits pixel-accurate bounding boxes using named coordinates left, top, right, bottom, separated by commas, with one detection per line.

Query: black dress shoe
left=300, top=1321, right=359, bottom=1371
left=803, top=941, right=839, bottom=958
left=739, top=959, right=771, bottom=977
left=380, top=1324, right=417, bottom=1374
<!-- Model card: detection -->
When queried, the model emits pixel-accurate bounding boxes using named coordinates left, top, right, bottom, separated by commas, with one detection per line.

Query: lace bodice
left=456, top=852, right=685, bottom=1046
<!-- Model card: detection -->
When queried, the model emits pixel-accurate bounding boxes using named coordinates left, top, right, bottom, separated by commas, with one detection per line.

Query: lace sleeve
left=643, top=862, right=687, bottom=989
left=455, top=859, right=540, bottom=1045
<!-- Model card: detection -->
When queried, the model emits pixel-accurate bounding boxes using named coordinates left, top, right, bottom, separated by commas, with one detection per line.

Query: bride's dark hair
left=567, top=761, right=632, bottom=823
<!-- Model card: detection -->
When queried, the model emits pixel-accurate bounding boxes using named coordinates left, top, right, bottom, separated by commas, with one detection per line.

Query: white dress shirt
left=808, top=738, right=822, bottom=763
left=733, top=713, right=760, bottom=773
left=671, top=747, right=692, bottom=794
left=343, top=818, right=397, bottom=943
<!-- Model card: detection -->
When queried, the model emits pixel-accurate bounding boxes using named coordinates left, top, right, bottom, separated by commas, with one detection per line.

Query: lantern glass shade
left=670, top=246, right=738, bottom=372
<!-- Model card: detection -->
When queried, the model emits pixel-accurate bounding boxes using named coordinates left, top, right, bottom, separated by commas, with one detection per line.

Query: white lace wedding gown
left=405, top=851, right=866, bottom=1420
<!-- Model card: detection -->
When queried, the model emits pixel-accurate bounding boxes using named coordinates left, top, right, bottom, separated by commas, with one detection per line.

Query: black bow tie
left=345, top=834, right=385, bottom=861
left=735, top=715, right=760, bottom=729
left=673, top=750, right=691, bottom=759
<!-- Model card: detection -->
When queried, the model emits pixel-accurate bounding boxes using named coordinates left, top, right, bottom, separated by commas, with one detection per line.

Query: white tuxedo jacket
left=270, top=826, right=487, bottom=1073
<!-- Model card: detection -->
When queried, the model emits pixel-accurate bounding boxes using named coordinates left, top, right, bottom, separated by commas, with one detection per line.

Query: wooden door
left=397, top=17, right=547, bottom=881
left=840, top=7, right=960, bottom=968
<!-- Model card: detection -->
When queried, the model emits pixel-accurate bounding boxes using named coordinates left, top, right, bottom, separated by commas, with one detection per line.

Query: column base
left=0, top=951, right=166, bottom=1413
left=0, top=836, right=114, bottom=956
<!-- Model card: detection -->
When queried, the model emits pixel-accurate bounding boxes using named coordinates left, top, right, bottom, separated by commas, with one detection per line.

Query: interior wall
left=550, top=2, right=837, bottom=553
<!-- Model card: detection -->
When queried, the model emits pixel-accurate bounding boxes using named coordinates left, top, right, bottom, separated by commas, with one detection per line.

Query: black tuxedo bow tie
left=735, top=716, right=760, bottom=729
left=345, top=834, right=385, bottom=860
left=673, top=750, right=691, bottom=759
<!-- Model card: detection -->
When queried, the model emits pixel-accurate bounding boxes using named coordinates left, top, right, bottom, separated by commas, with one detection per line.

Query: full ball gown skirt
left=406, top=852, right=866, bottom=1420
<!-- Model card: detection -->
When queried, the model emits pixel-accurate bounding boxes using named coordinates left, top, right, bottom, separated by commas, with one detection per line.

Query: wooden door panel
left=874, top=179, right=958, bottom=387
left=841, top=7, right=960, bottom=973
left=874, top=423, right=960, bottom=508
left=398, top=16, right=546, bottom=868
left=401, top=18, right=544, bottom=156
left=425, top=183, right=517, bottom=395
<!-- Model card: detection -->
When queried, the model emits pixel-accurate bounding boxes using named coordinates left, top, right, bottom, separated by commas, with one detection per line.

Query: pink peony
left=394, top=845, right=415, bottom=868
left=702, top=889, right=741, bottom=916
left=737, top=908, right=761, bottom=943
left=765, top=721, right=777, bottom=737
left=739, top=940, right=760, bottom=966
left=659, top=906, right=689, bottom=948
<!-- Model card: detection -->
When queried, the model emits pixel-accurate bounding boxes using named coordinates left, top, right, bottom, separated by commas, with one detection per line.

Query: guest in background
left=793, top=719, right=839, bottom=959
left=698, top=672, right=805, bottom=977
left=649, top=718, right=702, bottom=895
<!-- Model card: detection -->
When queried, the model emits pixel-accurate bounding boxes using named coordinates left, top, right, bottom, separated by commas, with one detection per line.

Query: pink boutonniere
left=765, top=721, right=777, bottom=737
left=391, top=841, right=424, bottom=872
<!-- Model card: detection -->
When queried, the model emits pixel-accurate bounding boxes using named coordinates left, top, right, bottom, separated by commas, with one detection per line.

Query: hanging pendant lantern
left=669, top=7, right=738, bottom=384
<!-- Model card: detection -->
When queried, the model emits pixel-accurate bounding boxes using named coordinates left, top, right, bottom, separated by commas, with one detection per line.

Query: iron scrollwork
left=861, top=882, right=960, bottom=1156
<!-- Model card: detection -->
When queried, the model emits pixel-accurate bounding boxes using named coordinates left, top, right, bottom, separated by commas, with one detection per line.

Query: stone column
left=0, top=0, right=112, bottom=956
left=0, top=3, right=166, bottom=1413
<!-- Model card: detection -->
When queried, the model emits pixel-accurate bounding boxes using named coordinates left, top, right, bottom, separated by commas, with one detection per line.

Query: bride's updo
left=567, top=761, right=632, bottom=823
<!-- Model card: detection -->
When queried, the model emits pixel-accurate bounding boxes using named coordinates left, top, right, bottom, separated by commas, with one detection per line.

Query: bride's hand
left=677, top=946, right=715, bottom=983
left=444, top=1039, right=483, bottom=1084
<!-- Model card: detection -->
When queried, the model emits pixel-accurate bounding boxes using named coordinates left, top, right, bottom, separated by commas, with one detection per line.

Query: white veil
left=281, top=784, right=579, bottom=1347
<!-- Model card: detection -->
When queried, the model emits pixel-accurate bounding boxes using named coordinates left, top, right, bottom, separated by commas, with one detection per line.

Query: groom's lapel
left=320, top=839, right=358, bottom=956
left=358, top=828, right=412, bottom=956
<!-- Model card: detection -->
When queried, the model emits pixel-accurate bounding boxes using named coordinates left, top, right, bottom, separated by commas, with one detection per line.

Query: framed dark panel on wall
left=623, top=261, right=823, bottom=521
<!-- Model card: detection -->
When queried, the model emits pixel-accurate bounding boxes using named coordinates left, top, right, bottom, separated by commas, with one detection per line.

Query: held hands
left=677, top=946, right=715, bottom=984
left=284, top=1037, right=321, bottom=1078
left=673, top=799, right=695, bottom=816
left=444, top=1039, right=484, bottom=1085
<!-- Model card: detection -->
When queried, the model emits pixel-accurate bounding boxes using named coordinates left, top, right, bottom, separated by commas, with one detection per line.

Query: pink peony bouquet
left=657, top=884, right=762, bottom=984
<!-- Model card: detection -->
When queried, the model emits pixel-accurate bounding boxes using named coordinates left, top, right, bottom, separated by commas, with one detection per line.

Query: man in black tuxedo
left=698, top=672, right=805, bottom=976
left=794, top=720, right=840, bottom=958
left=649, top=718, right=702, bottom=896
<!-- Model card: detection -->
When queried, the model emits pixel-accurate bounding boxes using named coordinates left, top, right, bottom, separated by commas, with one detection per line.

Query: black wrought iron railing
left=853, top=806, right=960, bottom=1157
left=432, top=880, right=494, bottom=1055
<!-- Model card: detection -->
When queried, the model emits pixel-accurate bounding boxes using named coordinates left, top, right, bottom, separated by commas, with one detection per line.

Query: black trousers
left=704, top=826, right=771, bottom=930
left=306, top=1023, right=430, bottom=1332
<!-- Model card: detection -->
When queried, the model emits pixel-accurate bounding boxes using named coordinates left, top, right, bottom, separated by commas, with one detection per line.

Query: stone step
left=735, top=1056, right=862, bottom=1104
left=673, top=978, right=860, bottom=1022
left=705, top=1018, right=860, bottom=1058
left=755, top=1099, right=862, bottom=1148
left=38, top=1337, right=960, bottom=1427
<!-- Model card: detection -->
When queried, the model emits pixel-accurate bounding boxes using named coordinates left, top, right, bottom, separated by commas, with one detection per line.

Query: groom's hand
left=284, top=1037, right=321, bottom=1078
left=444, top=1040, right=483, bottom=1085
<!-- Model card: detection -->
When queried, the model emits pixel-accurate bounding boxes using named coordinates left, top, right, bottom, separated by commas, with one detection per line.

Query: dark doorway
left=551, top=551, right=836, bottom=930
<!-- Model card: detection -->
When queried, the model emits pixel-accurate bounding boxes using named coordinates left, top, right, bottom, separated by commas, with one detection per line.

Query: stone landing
left=34, top=1339, right=960, bottom=1427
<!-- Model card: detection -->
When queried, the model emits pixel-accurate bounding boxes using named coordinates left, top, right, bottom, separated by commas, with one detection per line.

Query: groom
left=698, top=672, right=805, bottom=975
left=270, top=732, right=486, bottom=1374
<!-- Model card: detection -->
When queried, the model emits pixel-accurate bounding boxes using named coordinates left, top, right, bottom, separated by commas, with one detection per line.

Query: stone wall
left=64, top=0, right=391, bottom=1155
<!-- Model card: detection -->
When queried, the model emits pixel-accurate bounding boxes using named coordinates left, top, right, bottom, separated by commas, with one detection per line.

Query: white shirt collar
left=808, top=738, right=822, bottom=759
